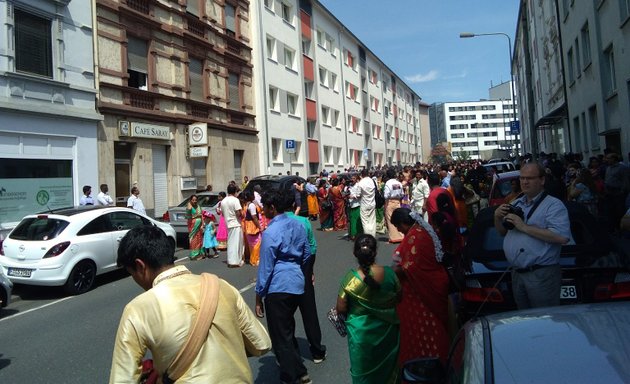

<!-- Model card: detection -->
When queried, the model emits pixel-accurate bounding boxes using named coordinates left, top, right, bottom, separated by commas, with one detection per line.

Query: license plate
left=560, top=285, right=577, bottom=299
left=8, top=267, right=33, bottom=278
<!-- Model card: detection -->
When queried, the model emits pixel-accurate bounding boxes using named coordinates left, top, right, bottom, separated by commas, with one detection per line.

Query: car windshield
left=177, top=195, right=219, bottom=208
left=493, top=179, right=515, bottom=199
left=10, top=217, right=70, bottom=241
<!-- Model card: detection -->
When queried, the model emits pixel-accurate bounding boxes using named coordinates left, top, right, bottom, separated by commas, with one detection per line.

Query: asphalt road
left=0, top=223, right=397, bottom=383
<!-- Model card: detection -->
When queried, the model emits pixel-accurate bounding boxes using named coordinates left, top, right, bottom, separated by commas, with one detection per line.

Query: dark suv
left=243, top=175, right=308, bottom=217
left=458, top=202, right=630, bottom=322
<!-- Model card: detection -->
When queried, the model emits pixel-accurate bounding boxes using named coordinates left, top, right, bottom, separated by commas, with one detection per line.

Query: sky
left=318, top=0, right=521, bottom=104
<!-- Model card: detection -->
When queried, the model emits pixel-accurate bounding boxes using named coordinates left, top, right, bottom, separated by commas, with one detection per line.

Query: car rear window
left=10, top=217, right=69, bottom=241
left=177, top=195, right=220, bottom=208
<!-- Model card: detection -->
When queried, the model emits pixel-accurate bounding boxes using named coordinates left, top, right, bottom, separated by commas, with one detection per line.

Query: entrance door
left=115, top=162, right=130, bottom=207
left=152, top=145, right=168, bottom=219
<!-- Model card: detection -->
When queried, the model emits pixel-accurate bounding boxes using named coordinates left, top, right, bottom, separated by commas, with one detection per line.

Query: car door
left=76, top=215, right=116, bottom=272
left=107, top=211, right=151, bottom=267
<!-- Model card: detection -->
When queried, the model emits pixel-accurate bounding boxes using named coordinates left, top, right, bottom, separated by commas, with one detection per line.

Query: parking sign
left=285, top=139, right=296, bottom=154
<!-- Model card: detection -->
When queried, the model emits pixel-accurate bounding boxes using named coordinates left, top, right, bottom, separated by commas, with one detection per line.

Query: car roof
left=493, top=170, right=520, bottom=180
left=479, top=302, right=630, bottom=383
left=35, top=206, right=110, bottom=217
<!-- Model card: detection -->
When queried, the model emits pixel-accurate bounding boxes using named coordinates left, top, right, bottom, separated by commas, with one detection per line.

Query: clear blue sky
left=318, top=0, right=521, bottom=104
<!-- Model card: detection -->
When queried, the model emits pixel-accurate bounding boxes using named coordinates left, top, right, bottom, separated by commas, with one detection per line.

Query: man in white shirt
left=127, top=186, right=146, bottom=215
left=96, top=184, right=115, bottom=206
left=79, top=185, right=94, bottom=206
left=410, top=170, right=430, bottom=221
left=351, top=169, right=376, bottom=237
left=222, top=184, right=244, bottom=267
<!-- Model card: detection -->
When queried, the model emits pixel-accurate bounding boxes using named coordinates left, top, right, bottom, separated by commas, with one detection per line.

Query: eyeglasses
left=519, top=176, right=543, bottom=181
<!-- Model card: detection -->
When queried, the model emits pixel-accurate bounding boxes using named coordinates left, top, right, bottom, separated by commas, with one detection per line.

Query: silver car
left=0, top=206, right=176, bottom=295
left=163, top=192, right=219, bottom=246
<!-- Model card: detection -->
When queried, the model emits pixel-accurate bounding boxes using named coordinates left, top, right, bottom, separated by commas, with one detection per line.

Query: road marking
left=239, top=282, right=256, bottom=293
left=0, top=296, right=74, bottom=323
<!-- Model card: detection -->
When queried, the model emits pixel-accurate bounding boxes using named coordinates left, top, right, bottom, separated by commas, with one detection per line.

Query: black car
left=242, top=175, right=309, bottom=217
left=458, top=202, right=630, bottom=322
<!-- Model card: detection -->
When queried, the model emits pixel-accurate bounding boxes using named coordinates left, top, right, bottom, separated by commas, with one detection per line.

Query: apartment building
left=251, top=0, right=423, bottom=176
left=95, top=0, right=258, bottom=217
left=0, top=0, right=102, bottom=234
left=514, top=0, right=629, bottom=157
left=429, top=81, right=518, bottom=160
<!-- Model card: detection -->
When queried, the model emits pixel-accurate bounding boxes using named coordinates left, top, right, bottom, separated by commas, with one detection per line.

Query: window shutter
left=225, top=4, right=235, bottom=32
left=127, top=37, right=148, bottom=73
left=15, top=10, right=52, bottom=77
left=187, top=0, right=200, bottom=16
left=228, top=73, right=240, bottom=109
left=189, top=58, right=204, bottom=101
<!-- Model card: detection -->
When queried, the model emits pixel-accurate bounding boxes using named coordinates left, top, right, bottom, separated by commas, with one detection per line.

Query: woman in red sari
left=390, top=207, right=449, bottom=366
left=329, top=178, right=347, bottom=231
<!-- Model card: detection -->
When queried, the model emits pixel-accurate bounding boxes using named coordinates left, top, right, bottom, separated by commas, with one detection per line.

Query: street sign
left=285, top=139, right=296, bottom=154
left=510, top=120, right=520, bottom=135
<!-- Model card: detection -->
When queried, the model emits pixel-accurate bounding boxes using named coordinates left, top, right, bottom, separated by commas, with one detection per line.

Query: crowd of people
left=108, top=149, right=630, bottom=384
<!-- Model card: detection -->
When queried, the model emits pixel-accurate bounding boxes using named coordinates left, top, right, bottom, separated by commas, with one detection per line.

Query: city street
left=0, top=223, right=397, bottom=383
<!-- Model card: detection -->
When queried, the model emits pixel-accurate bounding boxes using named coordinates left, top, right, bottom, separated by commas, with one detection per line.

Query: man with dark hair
left=79, top=185, right=93, bottom=206
left=255, top=190, right=313, bottom=384
left=127, top=186, right=146, bottom=215
left=223, top=184, right=244, bottom=267
left=425, top=173, right=449, bottom=226
left=96, top=184, right=114, bottom=206
left=494, top=163, right=571, bottom=309
left=110, top=226, right=271, bottom=383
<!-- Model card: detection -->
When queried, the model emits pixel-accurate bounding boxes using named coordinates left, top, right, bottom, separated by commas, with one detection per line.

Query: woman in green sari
left=336, top=234, right=401, bottom=384
left=186, top=194, right=204, bottom=260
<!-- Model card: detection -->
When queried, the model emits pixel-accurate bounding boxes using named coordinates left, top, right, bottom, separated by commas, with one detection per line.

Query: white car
left=0, top=206, right=176, bottom=295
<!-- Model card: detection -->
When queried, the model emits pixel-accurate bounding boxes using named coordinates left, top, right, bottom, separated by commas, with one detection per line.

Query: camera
left=502, top=204, right=525, bottom=230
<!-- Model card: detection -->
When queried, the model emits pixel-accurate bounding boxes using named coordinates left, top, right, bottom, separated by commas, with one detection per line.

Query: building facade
left=0, top=0, right=102, bottom=235
left=251, top=0, right=424, bottom=176
left=514, top=0, right=629, bottom=158
left=429, top=81, right=518, bottom=160
left=95, top=0, right=258, bottom=217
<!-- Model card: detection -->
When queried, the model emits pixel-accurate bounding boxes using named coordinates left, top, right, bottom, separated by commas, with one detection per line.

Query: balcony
left=190, top=105, right=209, bottom=119
left=303, top=55, right=314, bottom=81
left=126, top=0, right=150, bottom=14
left=300, top=11, right=312, bottom=39
left=127, top=90, right=155, bottom=110
left=186, top=17, right=206, bottom=38
left=308, top=139, right=319, bottom=162
left=305, top=99, right=317, bottom=121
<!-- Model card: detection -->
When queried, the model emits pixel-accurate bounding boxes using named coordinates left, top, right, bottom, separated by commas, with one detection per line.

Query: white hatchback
left=0, top=206, right=176, bottom=295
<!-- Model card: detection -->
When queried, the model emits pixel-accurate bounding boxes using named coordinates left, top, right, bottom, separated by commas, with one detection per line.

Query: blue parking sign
left=285, top=139, right=296, bottom=154
left=510, top=121, right=520, bottom=135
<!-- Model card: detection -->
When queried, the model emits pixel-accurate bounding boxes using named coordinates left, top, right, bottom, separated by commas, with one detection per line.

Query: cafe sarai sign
left=119, top=121, right=171, bottom=140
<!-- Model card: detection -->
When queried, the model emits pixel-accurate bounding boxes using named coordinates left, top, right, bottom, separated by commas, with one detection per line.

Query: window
left=272, top=138, right=282, bottom=162
left=287, top=93, right=298, bottom=116
left=225, top=4, right=236, bottom=37
left=321, top=106, right=330, bottom=125
left=603, top=45, right=617, bottom=96
left=330, top=73, right=338, bottom=91
left=14, top=9, right=52, bottom=77
left=284, top=47, right=296, bottom=70
left=268, top=86, right=279, bottom=112
left=302, top=38, right=311, bottom=57
left=325, top=35, right=334, bottom=54
left=304, top=81, right=314, bottom=99
left=581, top=23, right=591, bottom=67
left=574, top=37, right=581, bottom=75
left=316, top=29, right=324, bottom=47
left=307, top=121, right=316, bottom=139
left=187, top=0, right=200, bottom=16
left=348, top=115, right=358, bottom=133
left=264, top=0, right=273, bottom=12
left=345, top=82, right=357, bottom=101
left=127, top=36, right=148, bottom=90
left=319, top=67, right=328, bottom=87
left=620, top=0, right=630, bottom=23
left=581, top=112, right=588, bottom=152
left=189, top=57, right=204, bottom=101
left=566, top=47, right=575, bottom=84
left=281, top=2, right=292, bottom=24
left=588, top=105, right=599, bottom=149
left=332, top=110, right=340, bottom=128
left=228, top=72, right=240, bottom=110
left=266, top=36, right=277, bottom=61
left=344, top=49, right=356, bottom=70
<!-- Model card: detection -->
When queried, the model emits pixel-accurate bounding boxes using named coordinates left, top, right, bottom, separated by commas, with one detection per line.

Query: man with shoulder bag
left=110, top=226, right=271, bottom=383
left=494, top=163, right=572, bottom=309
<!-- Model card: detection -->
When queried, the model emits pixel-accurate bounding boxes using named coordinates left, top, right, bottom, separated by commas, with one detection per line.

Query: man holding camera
left=494, top=163, right=572, bottom=309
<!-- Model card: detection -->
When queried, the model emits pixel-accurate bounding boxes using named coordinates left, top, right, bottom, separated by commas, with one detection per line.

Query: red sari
left=396, top=224, right=449, bottom=365
left=330, top=185, right=347, bottom=231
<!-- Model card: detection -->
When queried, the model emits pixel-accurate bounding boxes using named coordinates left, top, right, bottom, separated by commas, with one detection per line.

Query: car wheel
left=64, top=260, right=97, bottom=295
left=0, top=287, right=7, bottom=308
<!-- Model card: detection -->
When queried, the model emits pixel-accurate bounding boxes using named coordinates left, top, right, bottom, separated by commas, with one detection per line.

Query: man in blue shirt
left=286, top=199, right=326, bottom=364
left=494, top=163, right=572, bottom=309
left=255, top=190, right=312, bottom=384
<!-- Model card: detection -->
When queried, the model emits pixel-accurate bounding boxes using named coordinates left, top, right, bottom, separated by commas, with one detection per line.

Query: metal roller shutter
left=152, top=145, right=168, bottom=218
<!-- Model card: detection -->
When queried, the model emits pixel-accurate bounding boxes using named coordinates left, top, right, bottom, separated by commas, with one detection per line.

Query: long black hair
left=353, top=234, right=380, bottom=289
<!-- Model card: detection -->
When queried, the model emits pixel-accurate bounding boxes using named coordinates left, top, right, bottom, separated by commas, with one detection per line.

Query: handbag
left=140, top=273, right=220, bottom=384
left=321, top=198, right=332, bottom=211
left=372, top=179, right=385, bottom=209
left=327, top=307, right=347, bottom=337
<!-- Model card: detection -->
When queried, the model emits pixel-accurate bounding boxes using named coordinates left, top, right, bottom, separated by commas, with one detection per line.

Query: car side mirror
left=402, top=357, right=445, bottom=383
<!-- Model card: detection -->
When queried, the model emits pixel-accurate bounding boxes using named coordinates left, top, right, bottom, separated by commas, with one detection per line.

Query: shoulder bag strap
left=166, top=273, right=220, bottom=381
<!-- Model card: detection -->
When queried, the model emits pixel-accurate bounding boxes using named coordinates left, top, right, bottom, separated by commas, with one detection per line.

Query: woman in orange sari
left=390, top=207, right=449, bottom=366
left=242, top=191, right=261, bottom=266
left=330, top=178, right=347, bottom=231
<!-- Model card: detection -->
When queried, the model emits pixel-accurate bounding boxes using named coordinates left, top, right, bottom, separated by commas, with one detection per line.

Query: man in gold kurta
left=109, top=226, right=271, bottom=383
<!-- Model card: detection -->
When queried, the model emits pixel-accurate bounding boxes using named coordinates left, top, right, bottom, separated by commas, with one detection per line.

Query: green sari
left=339, top=267, right=401, bottom=384
left=187, top=206, right=203, bottom=259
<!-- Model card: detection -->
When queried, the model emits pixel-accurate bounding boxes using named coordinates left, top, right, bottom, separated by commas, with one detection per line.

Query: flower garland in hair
left=409, top=211, right=444, bottom=263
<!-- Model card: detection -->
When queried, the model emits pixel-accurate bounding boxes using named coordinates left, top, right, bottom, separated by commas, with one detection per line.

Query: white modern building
left=251, top=0, right=425, bottom=176
left=514, top=0, right=629, bottom=157
left=430, top=81, right=518, bottom=160
left=0, top=0, right=102, bottom=236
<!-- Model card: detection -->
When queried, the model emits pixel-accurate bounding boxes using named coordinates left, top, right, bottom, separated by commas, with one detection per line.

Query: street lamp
left=460, top=32, right=518, bottom=156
